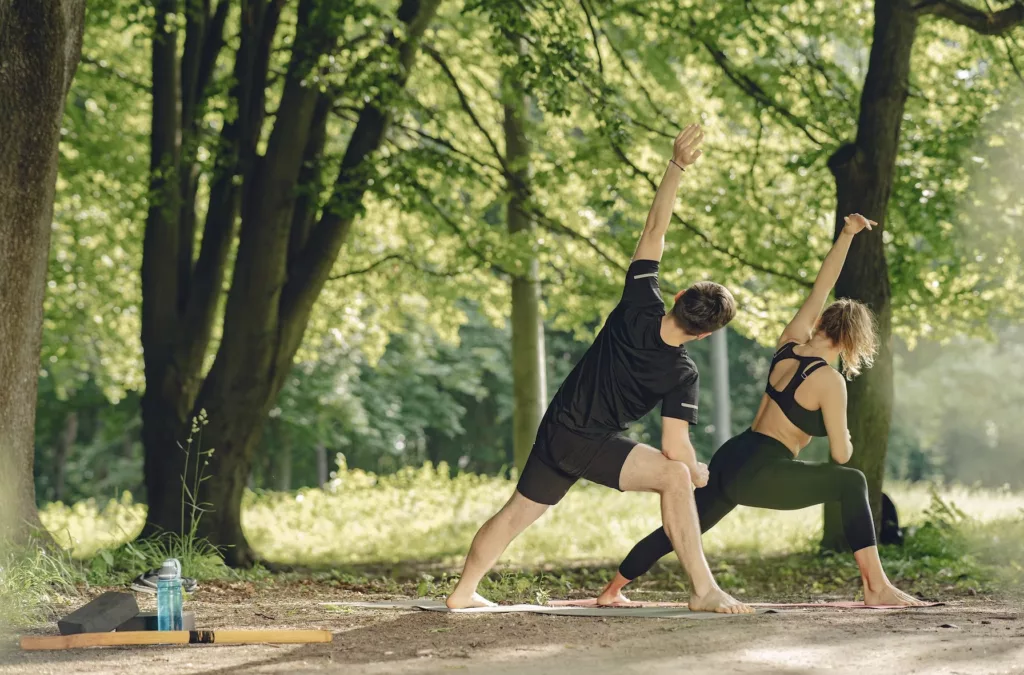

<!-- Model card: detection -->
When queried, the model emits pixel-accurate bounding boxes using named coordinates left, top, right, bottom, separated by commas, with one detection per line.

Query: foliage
left=57, top=0, right=1024, bottom=397
left=0, top=540, right=82, bottom=630
left=33, top=379, right=142, bottom=504
left=894, top=327, right=1024, bottom=487
left=46, top=0, right=149, bottom=401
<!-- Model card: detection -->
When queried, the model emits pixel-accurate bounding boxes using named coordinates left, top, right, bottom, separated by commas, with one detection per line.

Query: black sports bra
left=765, top=342, right=829, bottom=437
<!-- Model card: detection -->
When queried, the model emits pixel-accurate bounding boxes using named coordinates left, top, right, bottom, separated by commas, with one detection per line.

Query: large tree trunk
left=0, top=0, right=86, bottom=544
left=141, top=0, right=249, bottom=540
left=140, top=0, right=443, bottom=566
left=504, top=73, right=547, bottom=471
left=821, top=0, right=917, bottom=550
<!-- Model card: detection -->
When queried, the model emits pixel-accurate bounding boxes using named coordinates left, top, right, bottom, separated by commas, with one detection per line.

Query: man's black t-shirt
left=546, top=259, right=700, bottom=439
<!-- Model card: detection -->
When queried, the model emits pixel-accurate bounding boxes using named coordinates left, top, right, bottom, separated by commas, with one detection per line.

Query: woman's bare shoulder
left=811, top=366, right=846, bottom=397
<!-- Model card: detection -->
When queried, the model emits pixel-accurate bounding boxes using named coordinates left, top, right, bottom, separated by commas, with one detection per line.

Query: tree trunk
left=141, top=0, right=443, bottom=566
left=504, top=72, right=547, bottom=471
left=316, top=444, right=329, bottom=487
left=53, top=411, right=79, bottom=503
left=0, top=0, right=86, bottom=544
left=821, top=0, right=917, bottom=550
left=710, top=329, right=731, bottom=450
left=140, top=0, right=241, bottom=540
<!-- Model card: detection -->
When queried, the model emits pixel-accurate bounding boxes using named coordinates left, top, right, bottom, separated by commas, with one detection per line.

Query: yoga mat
left=547, top=598, right=943, bottom=610
left=324, top=599, right=767, bottom=619
left=753, top=601, right=943, bottom=610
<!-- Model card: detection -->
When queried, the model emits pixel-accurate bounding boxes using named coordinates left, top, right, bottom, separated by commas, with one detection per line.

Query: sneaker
left=130, top=569, right=199, bottom=594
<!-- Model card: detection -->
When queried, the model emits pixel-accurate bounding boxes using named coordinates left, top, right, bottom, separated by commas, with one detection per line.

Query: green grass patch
left=0, top=540, right=82, bottom=630
left=39, top=463, right=1024, bottom=567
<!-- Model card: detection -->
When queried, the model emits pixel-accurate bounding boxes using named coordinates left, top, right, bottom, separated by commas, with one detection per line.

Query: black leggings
left=618, top=428, right=876, bottom=581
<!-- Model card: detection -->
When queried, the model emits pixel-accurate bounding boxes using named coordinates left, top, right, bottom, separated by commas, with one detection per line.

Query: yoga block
left=115, top=611, right=195, bottom=632
left=58, top=592, right=140, bottom=635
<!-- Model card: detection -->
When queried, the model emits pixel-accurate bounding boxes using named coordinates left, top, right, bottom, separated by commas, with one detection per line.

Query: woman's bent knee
left=837, top=467, right=868, bottom=494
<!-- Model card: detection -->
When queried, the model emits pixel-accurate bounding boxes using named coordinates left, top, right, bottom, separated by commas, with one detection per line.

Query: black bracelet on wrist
left=670, top=159, right=686, bottom=171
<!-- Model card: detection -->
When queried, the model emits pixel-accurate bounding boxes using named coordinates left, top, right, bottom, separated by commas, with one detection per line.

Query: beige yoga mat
left=324, top=599, right=768, bottom=619
left=548, top=598, right=943, bottom=610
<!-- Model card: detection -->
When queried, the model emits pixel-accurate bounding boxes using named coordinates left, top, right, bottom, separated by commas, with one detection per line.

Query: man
left=446, top=125, right=751, bottom=614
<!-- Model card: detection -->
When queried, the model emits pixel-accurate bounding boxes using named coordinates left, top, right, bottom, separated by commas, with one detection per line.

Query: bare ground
left=2, top=582, right=1023, bottom=675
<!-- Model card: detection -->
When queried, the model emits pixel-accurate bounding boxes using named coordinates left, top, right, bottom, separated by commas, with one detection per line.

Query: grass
left=40, top=462, right=1024, bottom=568
left=16, top=462, right=1022, bottom=624
left=0, top=539, right=81, bottom=630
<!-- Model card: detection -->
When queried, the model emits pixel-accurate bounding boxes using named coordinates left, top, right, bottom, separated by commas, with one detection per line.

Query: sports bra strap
left=799, top=360, right=830, bottom=381
left=772, top=341, right=798, bottom=359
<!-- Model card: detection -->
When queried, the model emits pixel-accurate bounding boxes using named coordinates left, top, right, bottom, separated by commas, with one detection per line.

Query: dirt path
left=2, top=583, right=1022, bottom=674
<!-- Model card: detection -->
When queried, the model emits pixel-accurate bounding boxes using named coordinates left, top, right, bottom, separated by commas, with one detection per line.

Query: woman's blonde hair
left=816, top=299, right=878, bottom=379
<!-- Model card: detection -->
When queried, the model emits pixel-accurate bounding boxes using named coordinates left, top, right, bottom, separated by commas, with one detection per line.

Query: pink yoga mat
left=547, top=598, right=942, bottom=610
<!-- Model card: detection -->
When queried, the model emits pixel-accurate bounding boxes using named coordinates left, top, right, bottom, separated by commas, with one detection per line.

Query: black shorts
left=516, top=422, right=639, bottom=505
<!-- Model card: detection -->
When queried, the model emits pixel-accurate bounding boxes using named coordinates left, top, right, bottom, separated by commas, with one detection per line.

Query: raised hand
left=673, top=124, right=705, bottom=167
left=842, top=213, right=876, bottom=235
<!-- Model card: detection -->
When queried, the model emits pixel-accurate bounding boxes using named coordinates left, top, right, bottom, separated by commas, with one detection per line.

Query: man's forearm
left=662, top=440, right=698, bottom=472
left=643, top=162, right=685, bottom=239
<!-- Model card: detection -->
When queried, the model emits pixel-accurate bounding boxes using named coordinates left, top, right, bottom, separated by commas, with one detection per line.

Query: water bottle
left=156, top=558, right=183, bottom=631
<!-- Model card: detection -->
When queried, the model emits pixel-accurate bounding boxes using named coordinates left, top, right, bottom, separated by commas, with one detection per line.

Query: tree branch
left=196, top=0, right=231, bottom=108
left=983, top=0, right=1024, bottom=81
left=518, top=202, right=629, bottom=272
left=281, top=0, right=444, bottom=342
left=79, top=54, right=148, bottom=91
left=387, top=116, right=506, bottom=177
left=178, top=0, right=284, bottom=375
left=609, top=139, right=812, bottom=287
left=422, top=44, right=507, bottom=171
left=698, top=36, right=832, bottom=147
left=587, top=7, right=679, bottom=136
left=916, top=0, right=1024, bottom=34
left=579, top=0, right=604, bottom=74
left=328, top=252, right=479, bottom=280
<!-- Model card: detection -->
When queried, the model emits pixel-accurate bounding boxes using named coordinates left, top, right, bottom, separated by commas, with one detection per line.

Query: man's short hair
left=671, top=281, right=736, bottom=335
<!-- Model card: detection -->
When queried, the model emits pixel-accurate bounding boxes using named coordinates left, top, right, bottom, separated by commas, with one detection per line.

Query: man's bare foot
left=445, top=592, right=496, bottom=610
left=596, top=589, right=630, bottom=606
left=864, top=583, right=927, bottom=607
left=688, top=587, right=754, bottom=614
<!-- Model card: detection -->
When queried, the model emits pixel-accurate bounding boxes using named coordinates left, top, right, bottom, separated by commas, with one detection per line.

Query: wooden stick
left=21, top=629, right=333, bottom=651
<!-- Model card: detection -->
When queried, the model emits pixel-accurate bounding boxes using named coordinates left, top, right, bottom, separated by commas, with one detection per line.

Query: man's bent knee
left=660, top=461, right=692, bottom=493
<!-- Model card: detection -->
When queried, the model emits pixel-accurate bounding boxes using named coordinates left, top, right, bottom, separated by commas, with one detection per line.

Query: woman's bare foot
left=596, top=574, right=632, bottom=606
left=688, top=586, right=754, bottom=614
left=864, top=583, right=927, bottom=607
left=596, top=589, right=630, bottom=606
left=445, top=592, right=497, bottom=610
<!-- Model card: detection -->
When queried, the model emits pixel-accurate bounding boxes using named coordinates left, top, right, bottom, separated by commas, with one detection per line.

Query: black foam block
left=57, top=591, right=140, bottom=635
left=115, top=610, right=195, bottom=632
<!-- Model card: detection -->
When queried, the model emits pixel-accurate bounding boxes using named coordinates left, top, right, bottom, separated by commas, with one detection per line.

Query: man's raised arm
left=632, top=124, right=705, bottom=263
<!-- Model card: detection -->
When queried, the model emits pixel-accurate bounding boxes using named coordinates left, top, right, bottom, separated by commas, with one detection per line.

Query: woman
left=598, top=213, right=925, bottom=607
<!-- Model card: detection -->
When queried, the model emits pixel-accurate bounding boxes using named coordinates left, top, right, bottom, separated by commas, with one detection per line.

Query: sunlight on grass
left=38, top=462, right=1024, bottom=566
left=40, top=492, right=146, bottom=559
